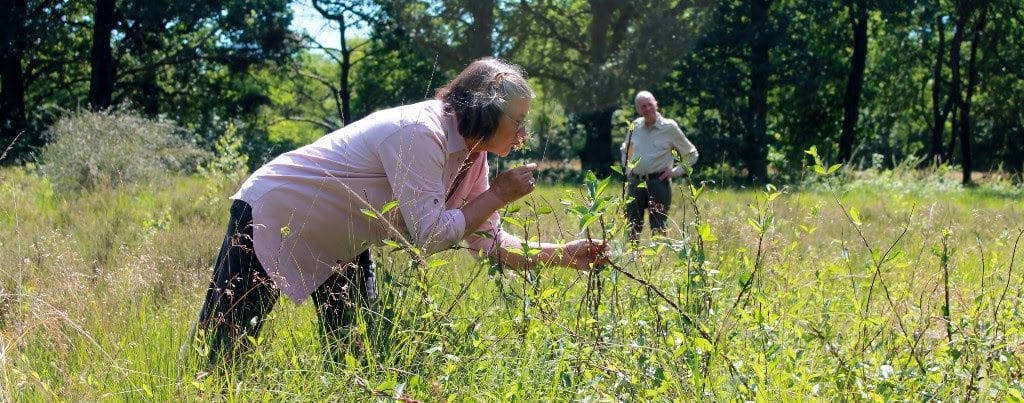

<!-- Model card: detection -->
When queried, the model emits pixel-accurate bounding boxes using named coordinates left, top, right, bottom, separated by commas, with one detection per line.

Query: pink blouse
left=232, top=100, right=522, bottom=303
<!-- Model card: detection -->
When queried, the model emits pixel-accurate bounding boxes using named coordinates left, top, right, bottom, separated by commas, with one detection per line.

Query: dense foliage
left=1, top=0, right=1021, bottom=183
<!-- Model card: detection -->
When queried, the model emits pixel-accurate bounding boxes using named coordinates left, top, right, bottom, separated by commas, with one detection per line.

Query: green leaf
left=738, top=271, right=752, bottom=287
left=849, top=207, right=862, bottom=226
left=380, top=200, right=399, bottom=214
left=591, top=199, right=611, bottom=213
left=595, top=176, right=612, bottom=197
left=427, top=258, right=448, bottom=269
left=610, top=165, right=623, bottom=175
left=375, top=380, right=397, bottom=394
left=747, top=218, right=762, bottom=233
left=882, top=250, right=904, bottom=263
left=505, top=247, right=525, bottom=256
left=827, top=163, right=842, bottom=174
left=1008, top=388, right=1024, bottom=403
left=697, top=223, right=717, bottom=242
left=580, top=214, right=598, bottom=230
left=691, top=336, right=713, bottom=351
left=690, top=184, right=704, bottom=200
left=501, top=216, right=524, bottom=229
left=813, top=165, right=826, bottom=175
left=360, top=208, right=378, bottom=219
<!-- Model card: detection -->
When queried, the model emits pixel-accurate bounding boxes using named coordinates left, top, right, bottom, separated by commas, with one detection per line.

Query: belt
left=629, top=172, right=662, bottom=180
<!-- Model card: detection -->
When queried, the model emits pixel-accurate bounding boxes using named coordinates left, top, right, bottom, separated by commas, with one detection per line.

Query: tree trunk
left=838, top=0, right=867, bottom=164
left=929, top=13, right=949, bottom=164
left=947, top=2, right=965, bottom=169
left=958, top=4, right=988, bottom=186
left=339, top=15, right=352, bottom=125
left=89, top=0, right=117, bottom=111
left=136, top=23, right=162, bottom=116
left=0, top=0, right=29, bottom=161
left=139, top=70, right=160, bottom=116
left=464, top=0, right=495, bottom=58
left=577, top=106, right=615, bottom=177
left=745, top=0, right=771, bottom=182
left=571, top=1, right=617, bottom=176
left=311, top=0, right=370, bottom=126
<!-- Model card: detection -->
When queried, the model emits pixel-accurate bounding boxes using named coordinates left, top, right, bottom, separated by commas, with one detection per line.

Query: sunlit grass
left=2, top=164, right=1024, bottom=400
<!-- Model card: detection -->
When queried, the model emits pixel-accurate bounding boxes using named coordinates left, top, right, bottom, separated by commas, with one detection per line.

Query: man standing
left=620, top=91, right=698, bottom=241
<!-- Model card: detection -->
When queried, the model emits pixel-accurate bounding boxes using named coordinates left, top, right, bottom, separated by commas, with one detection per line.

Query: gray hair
left=635, top=90, right=656, bottom=105
left=437, top=58, right=535, bottom=141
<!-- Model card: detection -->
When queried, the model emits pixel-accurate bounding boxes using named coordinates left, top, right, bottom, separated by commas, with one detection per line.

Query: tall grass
left=2, top=157, right=1024, bottom=399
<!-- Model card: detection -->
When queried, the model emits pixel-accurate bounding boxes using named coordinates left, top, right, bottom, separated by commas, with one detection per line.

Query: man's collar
left=640, top=113, right=665, bottom=129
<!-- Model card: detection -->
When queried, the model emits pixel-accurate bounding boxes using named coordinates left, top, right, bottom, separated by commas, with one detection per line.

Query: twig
left=832, top=190, right=926, bottom=373
left=994, top=228, right=1024, bottom=326
left=941, top=229, right=953, bottom=343
left=0, top=131, right=24, bottom=163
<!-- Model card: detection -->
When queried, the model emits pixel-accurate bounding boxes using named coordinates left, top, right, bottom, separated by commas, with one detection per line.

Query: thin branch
left=267, top=116, right=336, bottom=132
left=831, top=188, right=926, bottom=374
left=994, top=228, right=1024, bottom=326
left=0, top=132, right=24, bottom=163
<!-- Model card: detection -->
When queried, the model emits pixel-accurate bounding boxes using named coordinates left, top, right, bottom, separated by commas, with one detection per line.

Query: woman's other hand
left=563, top=239, right=609, bottom=270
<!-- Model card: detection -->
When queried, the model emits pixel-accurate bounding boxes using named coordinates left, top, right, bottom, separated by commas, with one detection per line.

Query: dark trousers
left=195, top=199, right=377, bottom=367
left=625, top=174, right=673, bottom=240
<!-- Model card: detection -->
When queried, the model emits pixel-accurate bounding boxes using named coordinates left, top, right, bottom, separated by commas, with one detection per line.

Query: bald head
left=634, top=91, right=659, bottom=125
left=635, top=91, right=656, bottom=105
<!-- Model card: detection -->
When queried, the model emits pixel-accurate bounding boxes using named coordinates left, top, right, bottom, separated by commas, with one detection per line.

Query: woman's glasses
left=505, top=114, right=532, bottom=151
left=505, top=114, right=530, bottom=134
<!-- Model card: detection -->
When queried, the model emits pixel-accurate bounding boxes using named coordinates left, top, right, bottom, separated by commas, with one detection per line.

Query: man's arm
left=660, top=122, right=698, bottom=179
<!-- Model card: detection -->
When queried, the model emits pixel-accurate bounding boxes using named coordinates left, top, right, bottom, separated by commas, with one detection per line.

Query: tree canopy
left=1, top=0, right=1022, bottom=184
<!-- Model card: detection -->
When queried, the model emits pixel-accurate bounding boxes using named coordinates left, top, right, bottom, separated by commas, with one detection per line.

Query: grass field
left=2, top=164, right=1024, bottom=400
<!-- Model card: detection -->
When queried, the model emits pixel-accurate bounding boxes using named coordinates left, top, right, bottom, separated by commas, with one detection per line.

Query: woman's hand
left=490, top=163, right=537, bottom=203
left=563, top=239, right=609, bottom=270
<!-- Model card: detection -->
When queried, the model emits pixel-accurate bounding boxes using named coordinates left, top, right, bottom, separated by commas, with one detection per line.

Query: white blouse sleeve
left=376, top=125, right=467, bottom=255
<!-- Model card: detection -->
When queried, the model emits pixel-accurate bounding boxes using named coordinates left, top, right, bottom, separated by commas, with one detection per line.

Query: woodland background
left=1, top=0, right=1022, bottom=183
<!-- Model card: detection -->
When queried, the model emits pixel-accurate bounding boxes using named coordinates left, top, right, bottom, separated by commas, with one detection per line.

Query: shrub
left=39, top=109, right=209, bottom=191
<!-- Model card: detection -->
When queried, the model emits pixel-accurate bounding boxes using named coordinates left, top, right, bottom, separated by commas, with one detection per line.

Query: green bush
left=39, top=109, right=209, bottom=191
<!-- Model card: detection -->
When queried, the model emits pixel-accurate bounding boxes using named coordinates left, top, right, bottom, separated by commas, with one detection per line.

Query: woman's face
left=479, top=98, right=531, bottom=157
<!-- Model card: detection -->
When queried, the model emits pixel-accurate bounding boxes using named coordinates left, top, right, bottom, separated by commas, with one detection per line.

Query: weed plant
left=2, top=148, right=1024, bottom=400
